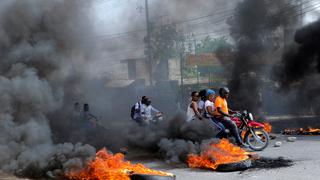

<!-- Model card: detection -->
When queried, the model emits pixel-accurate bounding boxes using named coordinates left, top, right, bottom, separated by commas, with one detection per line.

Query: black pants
left=215, top=116, right=243, bottom=145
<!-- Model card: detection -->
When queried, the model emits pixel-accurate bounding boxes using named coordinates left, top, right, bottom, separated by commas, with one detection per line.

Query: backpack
left=130, top=102, right=141, bottom=119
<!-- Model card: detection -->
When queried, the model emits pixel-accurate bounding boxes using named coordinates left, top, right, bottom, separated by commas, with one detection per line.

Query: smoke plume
left=226, top=0, right=297, bottom=114
left=275, top=20, right=320, bottom=115
left=0, top=0, right=98, bottom=178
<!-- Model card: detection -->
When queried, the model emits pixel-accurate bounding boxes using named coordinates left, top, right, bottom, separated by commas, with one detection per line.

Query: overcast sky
left=87, top=0, right=320, bottom=79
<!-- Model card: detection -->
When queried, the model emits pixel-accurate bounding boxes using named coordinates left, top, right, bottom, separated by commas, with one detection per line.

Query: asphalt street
left=1, top=135, right=320, bottom=180
left=139, top=135, right=320, bottom=180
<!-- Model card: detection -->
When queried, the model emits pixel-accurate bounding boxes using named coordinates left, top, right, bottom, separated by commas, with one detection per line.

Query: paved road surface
left=2, top=135, right=320, bottom=180
left=139, top=135, right=320, bottom=180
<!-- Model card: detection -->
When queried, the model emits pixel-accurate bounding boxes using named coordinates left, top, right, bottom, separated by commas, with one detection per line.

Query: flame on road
left=283, top=127, right=320, bottom=135
left=263, top=122, right=272, bottom=133
left=187, top=139, right=250, bottom=170
left=66, top=148, right=173, bottom=180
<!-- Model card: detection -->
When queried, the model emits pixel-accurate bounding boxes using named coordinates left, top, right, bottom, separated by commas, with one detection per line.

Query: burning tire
left=130, top=174, right=176, bottom=180
left=216, top=159, right=252, bottom=172
left=244, top=128, right=269, bottom=151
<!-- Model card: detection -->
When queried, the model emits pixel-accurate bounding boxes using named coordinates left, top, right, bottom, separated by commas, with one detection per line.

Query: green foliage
left=144, top=22, right=185, bottom=60
left=195, top=36, right=233, bottom=54
left=182, top=66, right=198, bottom=78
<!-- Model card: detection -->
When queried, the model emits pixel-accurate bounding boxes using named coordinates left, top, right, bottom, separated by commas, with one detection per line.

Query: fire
left=283, top=127, right=320, bottom=135
left=263, top=122, right=272, bottom=133
left=308, top=127, right=320, bottom=133
left=187, top=139, right=250, bottom=170
left=240, top=122, right=272, bottom=139
left=66, top=148, right=173, bottom=180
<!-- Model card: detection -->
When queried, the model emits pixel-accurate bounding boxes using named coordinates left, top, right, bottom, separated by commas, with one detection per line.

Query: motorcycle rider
left=140, top=97, right=162, bottom=125
left=186, top=91, right=203, bottom=122
left=204, top=89, right=226, bottom=138
left=214, top=87, right=248, bottom=147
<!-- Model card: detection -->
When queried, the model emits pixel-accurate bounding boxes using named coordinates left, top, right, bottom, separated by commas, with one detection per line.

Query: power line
left=89, top=7, right=236, bottom=40
left=93, top=0, right=314, bottom=41
left=96, top=0, right=320, bottom=59
left=184, top=0, right=317, bottom=38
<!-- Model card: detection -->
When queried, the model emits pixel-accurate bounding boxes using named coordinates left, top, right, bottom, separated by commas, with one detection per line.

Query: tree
left=195, top=36, right=233, bottom=54
left=144, top=22, right=185, bottom=80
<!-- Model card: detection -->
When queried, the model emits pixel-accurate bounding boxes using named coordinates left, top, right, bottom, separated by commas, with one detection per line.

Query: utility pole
left=299, top=0, right=303, bottom=26
left=194, top=39, right=200, bottom=88
left=179, top=46, right=184, bottom=110
left=145, top=0, right=152, bottom=85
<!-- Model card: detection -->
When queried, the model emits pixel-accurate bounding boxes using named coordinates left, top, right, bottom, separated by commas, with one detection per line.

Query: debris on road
left=287, top=137, right=297, bottom=142
left=251, top=157, right=293, bottom=169
left=274, top=141, right=282, bottom=147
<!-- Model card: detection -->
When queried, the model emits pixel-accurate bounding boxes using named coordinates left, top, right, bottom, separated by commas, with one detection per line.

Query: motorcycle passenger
left=131, top=96, right=147, bottom=124
left=140, top=98, right=162, bottom=125
left=198, top=89, right=207, bottom=116
left=186, top=91, right=203, bottom=122
left=214, top=87, right=248, bottom=147
left=204, top=89, right=226, bottom=138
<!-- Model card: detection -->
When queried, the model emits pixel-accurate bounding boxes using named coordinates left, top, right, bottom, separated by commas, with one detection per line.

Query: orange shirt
left=214, top=96, right=229, bottom=117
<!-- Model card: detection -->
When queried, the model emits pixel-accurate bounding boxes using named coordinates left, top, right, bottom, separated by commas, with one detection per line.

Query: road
left=138, top=135, right=320, bottom=180
left=1, top=135, right=320, bottom=180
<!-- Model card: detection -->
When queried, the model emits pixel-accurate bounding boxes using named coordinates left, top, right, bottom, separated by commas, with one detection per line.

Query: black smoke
left=0, top=0, right=98, bottom=178
left=227, top=0, right=298, bottom=114
left=275, top=20, right=320, bottom=115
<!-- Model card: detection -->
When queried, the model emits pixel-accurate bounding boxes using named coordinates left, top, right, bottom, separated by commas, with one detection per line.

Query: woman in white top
left=186, top=91, right=203, bottom=122
left=204, top=89, right=226, bottom=138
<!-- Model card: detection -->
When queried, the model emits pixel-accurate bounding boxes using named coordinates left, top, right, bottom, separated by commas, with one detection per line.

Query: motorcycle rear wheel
left=244, top=128, right=269, bottom=151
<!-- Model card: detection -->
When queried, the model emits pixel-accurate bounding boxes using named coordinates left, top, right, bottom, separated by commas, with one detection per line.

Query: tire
left=216, top=159, right=252, bottom=172
left=130, top=174, right=176, bottom=180
left=244, top=128, right=269, bottom=151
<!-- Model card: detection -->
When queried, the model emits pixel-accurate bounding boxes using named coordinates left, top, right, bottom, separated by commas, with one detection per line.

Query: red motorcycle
left=230, top=111, right=269, bottom=151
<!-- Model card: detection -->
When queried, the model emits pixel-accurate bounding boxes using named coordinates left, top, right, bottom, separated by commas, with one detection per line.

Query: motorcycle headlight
left=248, top=113, right=253, bottom=120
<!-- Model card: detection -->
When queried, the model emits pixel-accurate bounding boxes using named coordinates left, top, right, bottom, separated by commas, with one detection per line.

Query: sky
left=87, top=0, right=320, bottom=79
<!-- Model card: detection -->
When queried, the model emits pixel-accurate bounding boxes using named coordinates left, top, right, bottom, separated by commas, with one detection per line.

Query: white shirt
left=186, top=102, right=196, bottom=122
left=204, top=100, right=215, bottom=118
left=140, top=104, right=159, bottom=120
left=198, top=100, right=205, bottom=111
left=198, top=100, right=205, bottom=117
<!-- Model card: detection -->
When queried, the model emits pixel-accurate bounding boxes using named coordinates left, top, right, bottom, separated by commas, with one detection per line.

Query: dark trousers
left=133, top=117, right=143, bottom=125
left=210, top=117, right=227, bottom=138
left=215, top=116, right=243, bottom=145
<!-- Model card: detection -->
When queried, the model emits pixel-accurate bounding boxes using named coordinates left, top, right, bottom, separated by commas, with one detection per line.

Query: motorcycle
left=230, top=110, right=270, bottom=151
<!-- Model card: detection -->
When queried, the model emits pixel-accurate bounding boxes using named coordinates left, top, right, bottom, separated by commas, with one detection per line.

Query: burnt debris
left=251, top=157, right=294, bottom=169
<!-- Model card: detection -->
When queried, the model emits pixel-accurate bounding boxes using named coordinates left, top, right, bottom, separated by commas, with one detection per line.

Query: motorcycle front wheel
left=244, top=128, right=269, bottom=151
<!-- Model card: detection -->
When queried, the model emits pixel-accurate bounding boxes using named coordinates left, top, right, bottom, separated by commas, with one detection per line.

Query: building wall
left=135, top=60, right=150, bottom=84
left=168, top=58, right=181, bottom=83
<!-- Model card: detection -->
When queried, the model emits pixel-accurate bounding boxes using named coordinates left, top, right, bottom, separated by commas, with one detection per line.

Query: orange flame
left=66, top=148, right=173, bottom=180
left=283, top=127, right=320, bottom=135
left=187, top=139, right=250, bottom=170
left=263, top=122, right=272, bottom=133
left=307, top=127, right=320, bottom=133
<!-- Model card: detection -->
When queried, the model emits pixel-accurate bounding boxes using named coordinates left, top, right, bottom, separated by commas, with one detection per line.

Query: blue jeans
left=215, top=116, right=244, bottom=145
left=210, top=117, right=226, bottom=138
